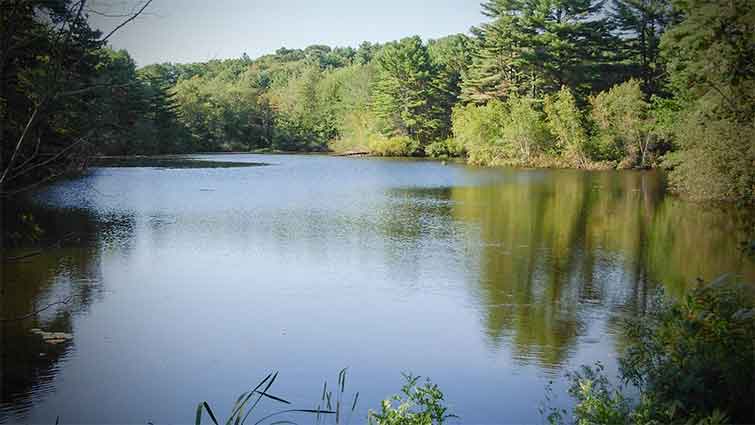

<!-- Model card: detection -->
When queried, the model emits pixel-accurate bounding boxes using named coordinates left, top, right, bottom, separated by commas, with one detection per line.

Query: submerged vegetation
left=2, top=0, right=754, bottom=203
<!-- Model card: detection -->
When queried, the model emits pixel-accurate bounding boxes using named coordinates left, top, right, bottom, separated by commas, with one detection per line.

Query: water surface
left=2, top=154, right=753, bottom=424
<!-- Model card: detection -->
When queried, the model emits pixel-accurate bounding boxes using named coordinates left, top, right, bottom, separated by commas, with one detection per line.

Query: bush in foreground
left=545, top=275, right=755, bottom=425
left=369, top=374, right=455, bottom=425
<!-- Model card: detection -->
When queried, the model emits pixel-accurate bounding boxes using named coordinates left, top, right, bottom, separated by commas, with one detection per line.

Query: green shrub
left=369, top=374, right=454, bottom=425
left=451, top=99, right=509, bottom=165
left=451, top=96, right=551, bottom=166
left=588, top=80, right=650, bottom=167
left=543, top=363, right=633, bottom=425
left=368, top=135, right=421, bottom=156
left=621, top=275, right=755, bottom=423
left=329, top=109, right=379, bottom=153
left=424, top=138, right=465, bottom=159
left=451, top=100, right=506, bottom=147
left=664, top=107, right=755, bottom=204
left=546, top=275, right=755, bottom=425
left=502, top=95, right=552, bottom=163
left=544, top=87, right=589, bottom=167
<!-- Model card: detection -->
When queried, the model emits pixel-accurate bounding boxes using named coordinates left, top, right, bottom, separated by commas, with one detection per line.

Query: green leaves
left=548, top=276, right=754, bottom=425
left=620, top=276, right=755, bottom=423
left=544, top=86, right=589, bottom=166
left=588, top=79, right=650, bottom=166
left=462, top=0, right=621, bottom=103
left=451, top=94, right=552, bottom=166
left=368, top=374, right=455, bottom=425
left=372, top=36, right=453, bottom=145
left=658, top=0, right=755, bottom=204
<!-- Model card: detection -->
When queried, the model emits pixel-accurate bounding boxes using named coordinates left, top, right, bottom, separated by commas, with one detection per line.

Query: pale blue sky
left=89, top=0, right=486, bottom=66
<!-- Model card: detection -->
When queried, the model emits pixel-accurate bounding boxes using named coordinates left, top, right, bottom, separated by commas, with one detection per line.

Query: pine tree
left=372, top=36, right=448, bottom=144
left=611, top=0, right=677, bottom=96
left=461, top=1, right=531, bottom=103
left=461, top=0, right=619, bottom=103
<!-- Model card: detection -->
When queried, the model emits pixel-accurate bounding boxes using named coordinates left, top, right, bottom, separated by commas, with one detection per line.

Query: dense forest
left=1, top=0, right=753, bottom=203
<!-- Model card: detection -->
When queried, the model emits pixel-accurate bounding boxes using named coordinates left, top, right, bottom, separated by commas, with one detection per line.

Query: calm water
left=2, top=154, right=753, bottom=424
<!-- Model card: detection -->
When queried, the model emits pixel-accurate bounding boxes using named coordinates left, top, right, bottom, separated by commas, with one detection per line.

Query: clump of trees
left=659, top=0, right=755, bottom=203
left=0, top=0, right=183, bottom=196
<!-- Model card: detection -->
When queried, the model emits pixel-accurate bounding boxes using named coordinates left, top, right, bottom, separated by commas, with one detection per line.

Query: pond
left=1, top=154, right=753, bottom=424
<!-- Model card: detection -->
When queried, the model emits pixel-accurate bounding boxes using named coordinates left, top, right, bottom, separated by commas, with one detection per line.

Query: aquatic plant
left=194, top=369, right=362, bottom=425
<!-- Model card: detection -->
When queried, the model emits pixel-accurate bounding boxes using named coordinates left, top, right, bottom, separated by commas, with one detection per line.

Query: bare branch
left=0, top=296, right=74, bottom=322
left=0, top=105, right=42, bottom=186
left=100, top=0, right=154, bottom=43
left=5, top=131, right=93, bottom=184
left=12, top=135, right=43, bottom=174
left=2, top=251, right=42, bottom=262
left=1, top=169, right=62, bottom=197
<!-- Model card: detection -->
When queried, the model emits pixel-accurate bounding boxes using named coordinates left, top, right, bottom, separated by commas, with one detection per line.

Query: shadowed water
left=1, top=154, right=752, bottom=424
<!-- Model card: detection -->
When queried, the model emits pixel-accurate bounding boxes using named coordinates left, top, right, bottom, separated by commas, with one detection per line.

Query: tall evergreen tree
left=461, top=0, right=620, bottom=103
left=372, top=36, right=448, bottom=144
left=611, top=0, right=677, bottom=96
left=461, top=1, right=530, bottom=103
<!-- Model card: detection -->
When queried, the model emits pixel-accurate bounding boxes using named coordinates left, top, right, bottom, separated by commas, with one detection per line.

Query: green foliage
left=546, top=276, right=755, bottom=425
left=173, top=69, right=266, bottom=152
left=5, top=0, right=752, bottom=205
left=664, top=111, right=755, bottom=202
left=621, top=275, right=755, bottom=423
left=544, top=87, right=589, bottom=167
left=660, top=0, right=755, bottom=119
left=451, top=96, right=551, bottom=166
left=659, top=0, right=755, bottom=204
left=610, top=0, right=677, bottom=96
left=372, top=36, right=450, bottom=145
left=424, top=138, right=465, bottom=159
left=427, top=34, right=472, bottom=121
left=501, top=95, right=551, bottom=162
left=267, top=64, right=336, bottom=151
left=367, top=135, right=420, bottom=157
left=546, top=363, right=633, bottom=425
left=329, top=110, right=378, bottom=153
left=1, top=1, right=106, bottom=193
left=89, top=49, right=192, bottom=156
left=461, top=0, right=621, bottom=103
left=451, top=100, right=509, bottom=165
left=194, top=371, right=451, bottom=425
left=369, top=374, right=454, bottom=425
left=588, top=80, right=650, bottom=167
left=427, top=35, right=471, bottom=95
left=319, top=64, right=378, bottom=152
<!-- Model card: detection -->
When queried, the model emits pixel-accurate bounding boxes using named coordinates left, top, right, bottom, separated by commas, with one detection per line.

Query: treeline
left=1, top=0, right=186, bottom=195
left=2, top=0, right=753, bottom=203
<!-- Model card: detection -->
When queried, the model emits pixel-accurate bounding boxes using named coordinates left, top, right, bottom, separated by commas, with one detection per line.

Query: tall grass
left=194, top=369, right=359, bottom=425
